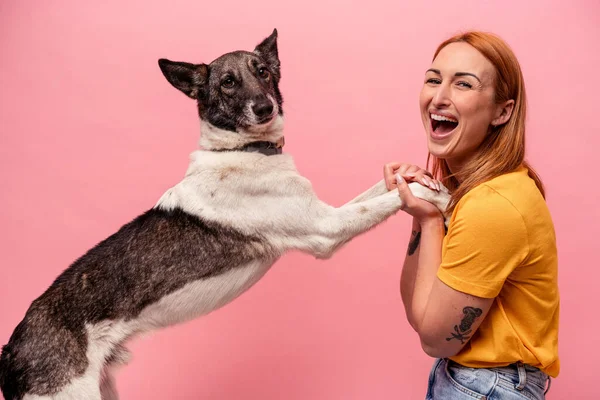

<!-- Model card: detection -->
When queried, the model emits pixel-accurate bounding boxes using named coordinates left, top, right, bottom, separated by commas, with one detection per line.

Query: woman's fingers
left=413, top=171, right=440, bottom=191
left=384, top=162, right=402, bottom=190
left=384, top=163, right=439, bottom=191
left=395, top=173, right=415, bottom=210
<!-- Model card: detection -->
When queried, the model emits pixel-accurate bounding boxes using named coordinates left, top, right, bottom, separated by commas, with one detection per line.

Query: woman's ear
left=491, top=99, right=515, bottom=127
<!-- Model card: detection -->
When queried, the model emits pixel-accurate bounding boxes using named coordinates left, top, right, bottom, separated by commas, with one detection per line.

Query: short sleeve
left=437, top=185, right=529, bottom=298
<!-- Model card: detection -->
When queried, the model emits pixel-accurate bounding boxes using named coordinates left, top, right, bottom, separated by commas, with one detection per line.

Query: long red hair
left=427, top=32, right=545, bottom=212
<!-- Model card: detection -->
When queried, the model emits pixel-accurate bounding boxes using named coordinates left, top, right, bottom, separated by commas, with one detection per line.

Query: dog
left=0, top=29, right=450, bottom=400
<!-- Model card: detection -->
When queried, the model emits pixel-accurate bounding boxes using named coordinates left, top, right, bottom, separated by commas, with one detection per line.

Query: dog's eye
left=258, top=67, right=270, bottom=80
left=221, top=77, right=235, bottom=88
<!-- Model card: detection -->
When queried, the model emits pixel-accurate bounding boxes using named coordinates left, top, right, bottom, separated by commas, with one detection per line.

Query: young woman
left=384, top=32, right=559, bottom=399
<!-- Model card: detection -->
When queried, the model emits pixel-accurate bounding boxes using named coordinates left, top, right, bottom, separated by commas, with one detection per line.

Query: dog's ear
left=158, top=59, right=208, bottom=100
left=254, top=29, right=280, bottom=80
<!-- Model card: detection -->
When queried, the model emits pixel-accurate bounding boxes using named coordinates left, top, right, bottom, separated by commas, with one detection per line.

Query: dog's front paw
left=408, top=182, right=451, bottom=216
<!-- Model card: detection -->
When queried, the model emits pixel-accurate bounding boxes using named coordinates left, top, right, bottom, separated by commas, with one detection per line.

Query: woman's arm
left=383, top=162, right=440, bottom=329
left=418, top=278, right=493, bottom=358
left=400, top=211, right=493, bottom=359
left=399, top=218, right=424, bottom=330
left=405, top=216, right=445, bottom=331
left=394, top=173, right=494, bottom=358
left=383, top=162, right=441, bottom=329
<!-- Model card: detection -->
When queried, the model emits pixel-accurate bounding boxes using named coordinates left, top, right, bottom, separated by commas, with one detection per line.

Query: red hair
left=427, top=32, right=545, bottom=212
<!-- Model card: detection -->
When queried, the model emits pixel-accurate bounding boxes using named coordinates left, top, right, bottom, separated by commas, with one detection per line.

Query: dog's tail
left=0, top=343, right=22, bottom=400
left=0, top=344, right=11, bottom=398
left=0, top=344, right=8, bottom=387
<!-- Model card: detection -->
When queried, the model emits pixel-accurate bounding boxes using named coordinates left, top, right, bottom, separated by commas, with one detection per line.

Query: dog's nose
left=252, top=101, right=274, bottom=119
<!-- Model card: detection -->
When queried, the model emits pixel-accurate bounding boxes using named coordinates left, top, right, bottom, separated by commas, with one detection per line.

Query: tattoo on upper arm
left=446, top=306, right=483, bottom=344
left=407, top=230, right=421, bottom=256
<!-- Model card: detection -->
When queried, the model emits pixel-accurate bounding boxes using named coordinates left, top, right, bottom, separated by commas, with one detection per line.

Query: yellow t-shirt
left=437, top=167, right=560, bottom=377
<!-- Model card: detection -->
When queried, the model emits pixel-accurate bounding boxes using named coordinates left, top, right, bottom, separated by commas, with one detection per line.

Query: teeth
left=431, top=113, right=458, bottom=123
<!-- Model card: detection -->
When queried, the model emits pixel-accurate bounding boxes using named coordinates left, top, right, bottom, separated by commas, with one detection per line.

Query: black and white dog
left=0, top=29, right=449, bottom=399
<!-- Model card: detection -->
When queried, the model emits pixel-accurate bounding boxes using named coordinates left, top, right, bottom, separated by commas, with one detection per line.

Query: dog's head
left=159, top=29, right=283, bottom=138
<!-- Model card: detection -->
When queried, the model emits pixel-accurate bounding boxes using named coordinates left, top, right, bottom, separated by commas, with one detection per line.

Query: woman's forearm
left=400, top=218, right=422, bottom=330
left=409, top=217, right=445, bottom=331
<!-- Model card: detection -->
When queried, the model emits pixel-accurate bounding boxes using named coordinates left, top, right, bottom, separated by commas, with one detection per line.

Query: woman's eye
left=221, top=77, right=235, bottom=88
left=258, top=67, right=270, bottom=79
left=426, top=78, right=441, bottom=84
left=457, top=81, right=472, bottom=88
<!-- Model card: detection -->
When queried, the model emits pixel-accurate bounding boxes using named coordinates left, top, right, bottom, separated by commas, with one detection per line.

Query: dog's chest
left=155, top=151, right=311, bottom=235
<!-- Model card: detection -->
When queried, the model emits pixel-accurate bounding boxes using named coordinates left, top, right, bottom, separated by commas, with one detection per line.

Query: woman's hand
left=396, top=173, right=444, bottom=224
left=383, top=162, right=440, bottom=191
left=383, top=162, right=443, bottom=224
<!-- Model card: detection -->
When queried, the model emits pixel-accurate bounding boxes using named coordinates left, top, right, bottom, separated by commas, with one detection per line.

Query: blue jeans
left=426, top=358, right=551, bottom=399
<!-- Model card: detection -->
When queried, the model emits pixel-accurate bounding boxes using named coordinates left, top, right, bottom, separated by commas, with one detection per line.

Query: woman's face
left=419, top=42, right=512, bottom=171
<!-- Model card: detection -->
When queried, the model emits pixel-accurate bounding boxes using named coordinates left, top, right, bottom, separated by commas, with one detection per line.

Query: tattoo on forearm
left=446, top=307, right=483, bottom=344
left=407, top=230, right=421, bottom=256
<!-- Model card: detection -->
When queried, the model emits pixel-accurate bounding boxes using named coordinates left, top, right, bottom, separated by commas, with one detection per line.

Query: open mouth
left=431, top=113, right=458, bottom=137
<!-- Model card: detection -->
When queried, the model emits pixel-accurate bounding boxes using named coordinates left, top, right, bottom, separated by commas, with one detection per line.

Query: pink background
left=1, top=1, right=598, bottom=399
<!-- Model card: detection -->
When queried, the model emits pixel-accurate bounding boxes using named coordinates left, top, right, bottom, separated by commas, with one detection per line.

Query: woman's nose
left=432, top=83, right=451, bottom=108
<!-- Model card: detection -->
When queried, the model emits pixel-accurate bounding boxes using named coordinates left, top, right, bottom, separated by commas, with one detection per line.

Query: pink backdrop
left=1, top=1, right=598, bottom=399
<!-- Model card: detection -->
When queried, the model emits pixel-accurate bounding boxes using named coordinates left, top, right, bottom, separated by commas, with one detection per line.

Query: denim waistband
left=489, top=361, right=551, bottom=394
